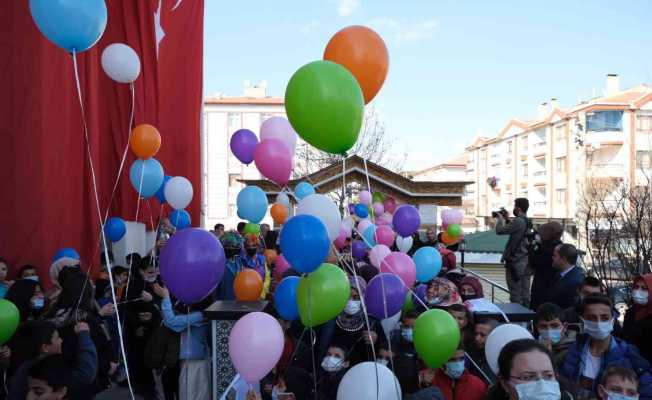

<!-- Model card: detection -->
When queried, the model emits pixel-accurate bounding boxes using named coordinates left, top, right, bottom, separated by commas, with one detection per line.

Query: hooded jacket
left=623, top=273, right=652, bottom=365
left=431, top=368, right=487, bottom=400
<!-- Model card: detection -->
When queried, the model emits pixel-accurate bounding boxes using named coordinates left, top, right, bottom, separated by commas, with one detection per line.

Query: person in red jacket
left=432, top=342, right=487, bottom=400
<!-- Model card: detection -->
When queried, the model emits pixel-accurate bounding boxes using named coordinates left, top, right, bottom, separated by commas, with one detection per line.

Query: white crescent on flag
left=154, top=0, right=183, bottom=58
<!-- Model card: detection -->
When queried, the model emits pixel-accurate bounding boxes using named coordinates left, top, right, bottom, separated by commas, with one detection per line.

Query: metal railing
left=460, top=266, right=511, bottom=303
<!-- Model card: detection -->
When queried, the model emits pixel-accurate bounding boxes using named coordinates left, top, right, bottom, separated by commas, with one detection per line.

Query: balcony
left=533, top=170, right=547, bottom=185
left=590, top=163, right=625, bottom=178
left=532, top=201, right=548, bottom=216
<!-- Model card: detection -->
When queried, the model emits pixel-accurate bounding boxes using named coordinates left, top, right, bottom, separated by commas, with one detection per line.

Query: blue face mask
left=581, top=317, right=614, bottom=340
left=32, top=297, right=45, bottom=310
left=539, top=328, right=562, bottom=344
left=444, top=360, right=465, bottom=379
left=514, top=379, right=561, bottom=400
left=401, top=328, right=413, bottom=342
left=606, top=391, right=639, bottom=400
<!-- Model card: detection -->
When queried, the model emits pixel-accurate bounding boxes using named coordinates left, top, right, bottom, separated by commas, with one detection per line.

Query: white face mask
left=376, top=359, right=389, bottom=367
left=513, top=379, right=561, bottom=400
left=344, top=300, right=361, bottom=315
left=582, top=317, right=614, bottom=340
left=143, top=274, right=157, bottom=283
left=321, top=355, right=344, bottom=372
left=606, top=391, right=639, bottom=400
left=632, top=289, right=649, bottom=306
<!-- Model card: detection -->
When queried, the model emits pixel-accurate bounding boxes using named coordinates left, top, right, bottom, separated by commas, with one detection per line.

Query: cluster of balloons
left=440, top=208, right=464, bottom=246
left=230, top=117, right=298, bottom=187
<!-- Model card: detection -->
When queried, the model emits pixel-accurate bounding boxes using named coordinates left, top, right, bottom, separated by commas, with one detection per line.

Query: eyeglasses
left=509, top=372, right=556, bottom=382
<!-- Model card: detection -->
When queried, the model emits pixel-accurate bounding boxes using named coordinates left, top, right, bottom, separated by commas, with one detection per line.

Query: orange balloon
left=270, top=203, right=289, bottom=225
left=130, top=124, right=161, bottom=159
left=441, top=232, right=458, bottom=246
left=234, top=269, right=263, bottom=301
left=264, top=249, right=278, bottom=265
left=324, top=25, right=389, bottom=104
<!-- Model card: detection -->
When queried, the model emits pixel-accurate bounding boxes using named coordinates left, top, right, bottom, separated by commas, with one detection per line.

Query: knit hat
left=49, top=248, right=80, bottom=285
left=220, top=231, right=243, bottom=249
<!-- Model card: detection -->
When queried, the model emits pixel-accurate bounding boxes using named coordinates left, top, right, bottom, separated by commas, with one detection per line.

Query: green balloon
left=0, top=300, right=19, bottom=345
left=372, top=192, right=385, bottom=204
left=297, top=263, right=350, bottom=327
left=447, top=224, right=463, bottom=238
left=285, top=60, right=364, bottom=155
left=413, top=309, right=460, bottom=368
left=244, top=223, right=261, bottom=235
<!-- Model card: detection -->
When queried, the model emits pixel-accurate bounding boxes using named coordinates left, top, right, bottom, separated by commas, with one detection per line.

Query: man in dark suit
left=550, top=243, right=585, bottom=309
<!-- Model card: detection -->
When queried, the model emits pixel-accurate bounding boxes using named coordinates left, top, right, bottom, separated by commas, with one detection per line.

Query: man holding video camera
left=494, top=198, right=532, bottom=306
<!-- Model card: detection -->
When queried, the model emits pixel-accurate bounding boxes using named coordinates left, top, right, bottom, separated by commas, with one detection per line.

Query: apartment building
left=464, top=74, right=652, bottom=235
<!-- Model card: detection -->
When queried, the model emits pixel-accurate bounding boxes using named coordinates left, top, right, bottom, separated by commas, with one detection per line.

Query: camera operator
left=494, top=198, right=532, bottom=307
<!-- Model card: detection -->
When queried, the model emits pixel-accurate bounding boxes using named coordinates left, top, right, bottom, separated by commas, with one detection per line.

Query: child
left=26, top=354, right=73, bottom=400
left=154, top=283, right=210, bottom=400
left=0, top=257, right=13, bottom=298
left=316, top=344, right=350, bottom=400
left=432, top=341, right=487, bottom=400
left=466, top=318, right=499, bottom=384
left=598, top=366, right=639, bottom=400
left=391, top=310, right=421, bottom=395
left=447, top=304, right=473, bottom=346
left=534, top=302, right=575, bottom=368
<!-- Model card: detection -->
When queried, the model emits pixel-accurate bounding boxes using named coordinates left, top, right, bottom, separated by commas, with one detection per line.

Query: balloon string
left=218, top=374, right=240, bottom=400
left=71, top=50, right=136, bottom=400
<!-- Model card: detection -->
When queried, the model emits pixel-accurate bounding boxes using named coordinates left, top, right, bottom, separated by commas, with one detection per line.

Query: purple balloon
left=230, top=129, right=258, bottom=164
left=352, top=240, right=367, bottom=261
left=412, top=284, right=427, bottom=307
left=160, top=228, right=226, bottom=304
left=348, top=204, right=356, bottom=215
left=392, top=205, right=421, bottom=237
left=365, top=273, right=407, bottom=319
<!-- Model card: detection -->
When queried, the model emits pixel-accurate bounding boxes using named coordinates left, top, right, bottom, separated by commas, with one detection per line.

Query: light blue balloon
left=170, top=210, right=191, bottom=230
left=129, top=158, right=165, bottom=199
left=294, top=181, right=315, bottom=200
left=274, top=276, right=301, bottom=320
left=362, top=225, right=377, bottom=248
left=413, top=246, right=443, bottom=283
left=104, top=217, right=127, bottom=242
left=29, top=0, right=107, bottom=53
left=237, top=186, right=268, bottom=223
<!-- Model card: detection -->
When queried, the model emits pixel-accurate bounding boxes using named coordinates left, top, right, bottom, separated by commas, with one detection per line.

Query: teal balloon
left=285, top=60, right=364, bottom=155
left=294, top=182, right=315, bottom=200
left=129, top=158, right=164, bottom=199
left=237, top=186, right=269, bottom=224
left=0, top=300, right=19, bottom=345
left=362, top=225, right=377, bottom=248
left=29, top=0, right=107, bottom=53
left=413, top=247, right=442, bottom=283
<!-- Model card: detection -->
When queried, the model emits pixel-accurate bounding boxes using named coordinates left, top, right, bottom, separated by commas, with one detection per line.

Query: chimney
left=537, top=102, right=548, bottom=119
left=606, top=74, right=620, bottom=96
left=550, top=98, right=559, bottom=110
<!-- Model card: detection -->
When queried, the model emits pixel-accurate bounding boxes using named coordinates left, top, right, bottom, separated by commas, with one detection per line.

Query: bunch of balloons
left=440, top=208, right=465, bottom=245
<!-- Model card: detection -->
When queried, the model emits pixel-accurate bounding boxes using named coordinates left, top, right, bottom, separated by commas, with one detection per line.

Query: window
left=260, top=112, right=273, bottom=126
left=638, top=115, right=652, bottom=131
left=637, top=151, right=652, bottom=169
left=555, top=125, right=566, bottom=142
left=556, top=189, right=567, bottom=204
left=521, top=190, right=528, bottom=198
left=522, top=164, right=528, bottom=178
left=586, top=110, right=623, bottom=131
left=228, top=174, right=242, bottom=187
left=522, top=136, right=529, bottom=150
left=556, top=157, right=566, bottom=173
left=227, top=113, right=241, bottom=131
left=228, top=204, right=237, bottom=217
left=507, top=141, right=513, bottom=154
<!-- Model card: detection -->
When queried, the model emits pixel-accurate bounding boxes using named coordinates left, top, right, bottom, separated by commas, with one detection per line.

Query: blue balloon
left=355, top=204, right=369, bottom=219
left=413, top=246, right=443, bottom=283
left=104, top=217, right=127, bottom=242
left=52, top=248, right=80, bottom=263
left=274, top=276, right=301, bottom=320
left=237, top=186, right=268, bottom=223
left=362, top=225, right=377, bottom=248
left=129, top=158, right=164, bottom=199
left=29, top=0, right=107, bottom=53
left=170, top=210, right=191, bottom=230
left=280, top=215, right=330, bottom=273
left=294, top=181, right=315, bottom=200
left=155, top=175, right=172, bottom=204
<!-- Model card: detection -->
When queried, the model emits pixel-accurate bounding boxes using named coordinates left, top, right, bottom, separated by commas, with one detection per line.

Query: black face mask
left=461, top=294, right=475, bottom=302
left=225, top=248, right=240, bottom=259
left=246, top=248, right=257, bottom=257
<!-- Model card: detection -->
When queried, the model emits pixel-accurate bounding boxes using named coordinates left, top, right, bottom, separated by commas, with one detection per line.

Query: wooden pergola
left=241, top=155, right=471, bottom=207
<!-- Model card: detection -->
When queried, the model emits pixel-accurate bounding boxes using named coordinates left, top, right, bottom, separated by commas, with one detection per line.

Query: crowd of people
left=1, top=209, right=652, bottom=400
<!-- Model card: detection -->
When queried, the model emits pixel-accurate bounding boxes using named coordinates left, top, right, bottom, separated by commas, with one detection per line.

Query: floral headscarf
left=426, top=277, right=462, bottom=307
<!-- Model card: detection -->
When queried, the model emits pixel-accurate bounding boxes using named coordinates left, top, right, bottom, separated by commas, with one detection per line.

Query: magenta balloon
left=369, top=244, right=391, bottom=268
left=352, top=240, right=367, bottom=260
left=365, top=273, right=408, bottom=319
left=229, top=312, right=284, bottom=383
left=373, top=202, right=385, bottom=215
left=260, top=116, right=297, bottom=154
left=392, top=205, right=421, bottom=237
left=254, top=138, right=293, bottom=186
left=380, top=252, right=416, bottom=287
left=334, top=228, right=347, bottom=250
left=160, top=228, right=225, bottom=304
left=273, top=254, right=291, bottom=281
left=359, top=190, right=372, bottom=206
left=375, top=225, right=395, bottom=247
left=383, top=197, right=397, bottom=214
left=230, top=129, right=258, bottom=164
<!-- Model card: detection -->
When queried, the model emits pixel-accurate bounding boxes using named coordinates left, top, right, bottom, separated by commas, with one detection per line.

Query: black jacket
left=529, top=239, right=562, bottom=310
left=623, top=307, right=652, bottom=365
left=549, top=267, right=585, bottom=309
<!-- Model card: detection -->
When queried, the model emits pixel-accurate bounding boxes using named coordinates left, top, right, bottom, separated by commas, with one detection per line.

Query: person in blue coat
left=560, top=294, right=652, bottom=399
left=549, top=244, right=585, bottom=309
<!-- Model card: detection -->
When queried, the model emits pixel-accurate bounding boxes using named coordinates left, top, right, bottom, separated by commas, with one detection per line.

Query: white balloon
left=337, top=362, right=402, bottom=400
left=101, top=43, right=141, bottom=83
left=485, top=324, right=534, bottom=374
left=296, top=194, right=341, bottom=242
left=260, top=117, right=297, bottom=155
left=380, top=312, right=402, bottom=341
left=276, top=192, right=290, bottom=207
left=369, top=244, right=391, bottom=268
left=164, top=176, right=193, bottom=210
left=396, top=236, right=413, bottom=253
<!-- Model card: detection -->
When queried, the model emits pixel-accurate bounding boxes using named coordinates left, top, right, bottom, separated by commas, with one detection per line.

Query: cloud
left=337, top=0, right=360, bottom=17
left=300, top=21, right=320, bottom=35
left=367, top=17, right=438, bottom=45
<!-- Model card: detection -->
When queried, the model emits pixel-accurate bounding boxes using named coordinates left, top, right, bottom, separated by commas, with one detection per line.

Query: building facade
left=463, top=74, right=652, bottom=235
left=201, top=82, right=284, bottom=230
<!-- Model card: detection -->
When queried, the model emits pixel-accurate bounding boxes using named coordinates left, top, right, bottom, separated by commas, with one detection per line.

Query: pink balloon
left=449, top=209, right=464, bottom=224
left=358, top=219, right=373, bottom=234
left=359, top=190, right=372, bottom=206
left=254, top=139, right=292, bottom=186
left=274, top=254, right=291, bottom=281
left=383, top=197, right=397, bottom=214
left=369, top=244, right=391, bottom=268
left=260, top=116, right=297, bottom=155
left=375, top=225, right=395, bottom=247
left=379, top=212, right=393, bottom=225
left=442, top=222, right=449, bottom=231
left=229, top=312, right=284, bottom=383
left=334, top=228, right=348, bottom=250
left=380, top=252, right=416, bottom=287
left=372, top=202, right=384, bottom=215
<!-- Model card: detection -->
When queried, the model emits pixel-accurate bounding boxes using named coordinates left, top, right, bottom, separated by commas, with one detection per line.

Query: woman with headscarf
left=5, top=279, right=44, bottom=322
left=529, top=221, right=564, bottom=310
left=425, top=278, right=462, bottom=308
left=215, top=231, right=244, bottom=300
left=623, top=273, right=652, bottom=363
left=459, top=275, right=484, bottom=302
